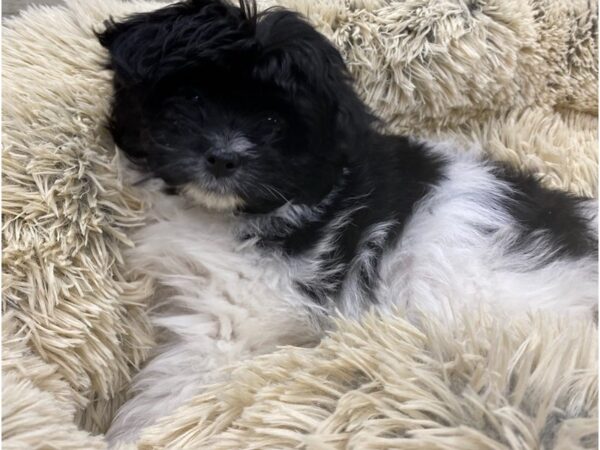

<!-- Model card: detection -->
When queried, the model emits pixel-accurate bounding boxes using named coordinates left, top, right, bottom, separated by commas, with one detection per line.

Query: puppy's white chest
left=128, top=198, right=321, bottom=347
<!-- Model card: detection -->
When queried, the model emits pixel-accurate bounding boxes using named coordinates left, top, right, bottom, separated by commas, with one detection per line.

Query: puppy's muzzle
left=205, top=149, right=241, bottom=178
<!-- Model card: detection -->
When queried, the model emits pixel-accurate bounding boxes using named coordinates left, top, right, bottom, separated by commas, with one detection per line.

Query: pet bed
left=2, top=0, right=597, bottom=448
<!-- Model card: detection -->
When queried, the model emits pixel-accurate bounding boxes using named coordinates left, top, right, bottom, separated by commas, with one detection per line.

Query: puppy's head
left=99, top=0, right=372, bottom=212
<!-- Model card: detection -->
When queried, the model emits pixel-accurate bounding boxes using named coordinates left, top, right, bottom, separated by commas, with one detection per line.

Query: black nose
left=205, top=150, right=240, bottom=178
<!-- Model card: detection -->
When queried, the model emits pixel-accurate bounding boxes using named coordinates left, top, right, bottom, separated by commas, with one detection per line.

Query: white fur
left=106, top=144, right=597, bottom=446
left=209, top=132, right=254, bottom=154
left=180, top=184, right=245, bottom=211
left=373, top=146, right=598, bottom=321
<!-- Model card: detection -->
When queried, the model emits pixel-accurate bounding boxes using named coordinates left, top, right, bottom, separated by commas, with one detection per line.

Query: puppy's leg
left=105, top=211, right=321, bottom=446
left=105, top=308, right=318, bottom=446
left=105, top=339, right=225, bottom=446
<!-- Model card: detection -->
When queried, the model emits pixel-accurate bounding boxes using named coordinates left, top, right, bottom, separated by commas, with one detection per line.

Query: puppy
left=99, top=0, right=598, bottom=444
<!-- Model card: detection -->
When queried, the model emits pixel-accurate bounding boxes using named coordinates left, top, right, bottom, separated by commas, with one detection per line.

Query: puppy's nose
left=205, top=150, right=240, bottom=178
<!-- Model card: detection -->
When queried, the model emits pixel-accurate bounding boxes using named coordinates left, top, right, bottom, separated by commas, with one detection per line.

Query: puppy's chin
left=180, top=184, right=244, bottom=212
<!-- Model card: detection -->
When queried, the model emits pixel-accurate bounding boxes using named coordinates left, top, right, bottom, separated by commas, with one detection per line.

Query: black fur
left=99, top=0, right=596, bottom=306
left=98, top=0, right=373, bottom=214
left=493, top=165, right=597, bottom=261
left=282, top=136, right=445, bottom=302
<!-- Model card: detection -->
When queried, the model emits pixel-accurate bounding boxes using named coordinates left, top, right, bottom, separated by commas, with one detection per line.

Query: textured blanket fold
left=2, top=0, right=597, bottom=448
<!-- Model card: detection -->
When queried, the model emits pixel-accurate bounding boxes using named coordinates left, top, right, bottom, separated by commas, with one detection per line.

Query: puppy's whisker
left=259, top=183, right=291, bottom=203
left=155, top=158, right=200, bottom=174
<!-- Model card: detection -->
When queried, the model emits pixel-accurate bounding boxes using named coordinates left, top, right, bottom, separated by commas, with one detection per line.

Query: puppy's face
left=132, top=67, right=333, bottom=213
left=100, top=0, right=371, bottom=212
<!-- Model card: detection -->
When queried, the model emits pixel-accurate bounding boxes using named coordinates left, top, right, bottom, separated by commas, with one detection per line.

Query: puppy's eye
left=184, top=93, right=200, bottom=102
left=263, top=115, right=284, bottom=130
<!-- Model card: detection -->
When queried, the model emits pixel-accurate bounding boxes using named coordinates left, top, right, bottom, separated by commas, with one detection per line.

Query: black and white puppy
left=99, top=0, right=598, bottom=444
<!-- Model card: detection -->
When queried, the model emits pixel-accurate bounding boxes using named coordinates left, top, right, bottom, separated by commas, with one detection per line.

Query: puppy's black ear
left=254, top=10, right=374, bottom=153
left=97, top=0, right=256, bottom=86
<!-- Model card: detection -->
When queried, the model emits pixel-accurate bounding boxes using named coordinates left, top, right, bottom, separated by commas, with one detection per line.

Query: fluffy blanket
left=2, top=0, right=597, bottom=448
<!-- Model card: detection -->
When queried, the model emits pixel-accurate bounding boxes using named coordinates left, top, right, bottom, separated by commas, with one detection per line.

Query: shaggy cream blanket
left=2, top=0, right=597, bottom=449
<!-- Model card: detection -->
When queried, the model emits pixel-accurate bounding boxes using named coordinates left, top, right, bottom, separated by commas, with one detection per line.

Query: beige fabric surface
left=138, top=311, right=598, bottom=450
left=2, top=0, right=597, bottom=448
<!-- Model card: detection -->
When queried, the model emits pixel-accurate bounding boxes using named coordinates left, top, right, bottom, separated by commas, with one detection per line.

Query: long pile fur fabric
left=2, top=0, right=598, bottom=448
